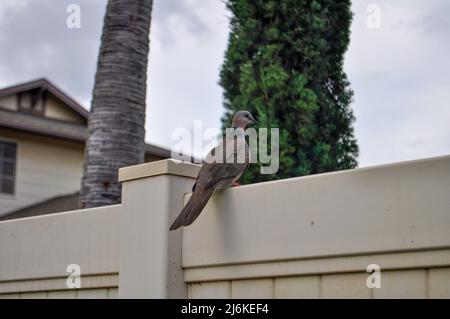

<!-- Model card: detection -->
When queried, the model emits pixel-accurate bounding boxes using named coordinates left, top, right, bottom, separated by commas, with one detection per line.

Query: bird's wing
left=170, top=137, right=249, bottom=230
left=197, top=137, right=249, bottom=190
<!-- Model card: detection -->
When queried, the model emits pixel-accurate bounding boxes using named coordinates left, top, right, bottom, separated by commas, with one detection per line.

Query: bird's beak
left=249, top=115, right=258, bottom=125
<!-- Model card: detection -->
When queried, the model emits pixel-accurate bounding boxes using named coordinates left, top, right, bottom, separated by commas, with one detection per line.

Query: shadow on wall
left=0, top=192, right=80, bottom=221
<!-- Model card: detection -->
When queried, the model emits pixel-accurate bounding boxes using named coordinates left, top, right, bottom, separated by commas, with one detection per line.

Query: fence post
left=117, top=159, right=200, bottom=298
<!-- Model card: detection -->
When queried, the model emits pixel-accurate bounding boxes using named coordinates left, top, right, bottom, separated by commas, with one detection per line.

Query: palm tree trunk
left=80, top=0, right=153, bottom=208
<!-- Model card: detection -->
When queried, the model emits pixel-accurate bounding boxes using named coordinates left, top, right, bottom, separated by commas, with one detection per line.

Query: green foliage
left=220, top=0, right=358, bottom=183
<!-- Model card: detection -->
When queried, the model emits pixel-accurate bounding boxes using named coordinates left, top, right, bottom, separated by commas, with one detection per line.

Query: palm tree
left=80, top=0, right=153, bottom=208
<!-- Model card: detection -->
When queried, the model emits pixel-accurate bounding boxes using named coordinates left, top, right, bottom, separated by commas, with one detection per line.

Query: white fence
left=0, top=205, right=120, bottom=298
left=1, top=156, right=450, bottom=298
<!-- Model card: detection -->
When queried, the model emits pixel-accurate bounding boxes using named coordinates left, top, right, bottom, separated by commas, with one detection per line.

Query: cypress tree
left=220, top=0, right=358, bottom=184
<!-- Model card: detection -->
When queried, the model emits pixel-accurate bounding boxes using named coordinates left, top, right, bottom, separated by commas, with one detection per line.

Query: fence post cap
left=118, top=159, right=201, bottom=182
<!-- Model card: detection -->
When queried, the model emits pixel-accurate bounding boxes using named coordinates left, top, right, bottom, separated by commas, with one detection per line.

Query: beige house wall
left=0, top=128, right=84, bottom=216
left=44, top=95, right=85, bottom=124
left=0, top=95, right=17, bottom=111
left=0, top=90, right=165, bottom=218
left=0, top=92, right=84, bottom=124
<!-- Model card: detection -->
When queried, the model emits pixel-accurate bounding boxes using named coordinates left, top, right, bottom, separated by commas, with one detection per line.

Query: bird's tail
left=170, top=188, right=215, bottom=230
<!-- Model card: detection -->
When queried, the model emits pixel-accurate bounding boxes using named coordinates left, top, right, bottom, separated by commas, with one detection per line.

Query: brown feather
left=169, top=110, right=256, bottom=230
left=169, top=187, right=215, bottom=230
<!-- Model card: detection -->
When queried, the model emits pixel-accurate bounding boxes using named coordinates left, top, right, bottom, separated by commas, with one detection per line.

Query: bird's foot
left=232, top=182, right=241, bottom=187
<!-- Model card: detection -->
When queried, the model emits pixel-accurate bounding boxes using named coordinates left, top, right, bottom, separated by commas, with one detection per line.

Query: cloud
left=152, top=0, right=210, bottom=48
left=0, top=0, right=448, bottom=166
left=146, top=0, right=229, bottom=152
left=0, top=0, right=106, bottom=105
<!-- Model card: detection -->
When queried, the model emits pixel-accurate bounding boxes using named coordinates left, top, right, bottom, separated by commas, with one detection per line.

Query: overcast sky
left=0, top=0, right=448, bottom=167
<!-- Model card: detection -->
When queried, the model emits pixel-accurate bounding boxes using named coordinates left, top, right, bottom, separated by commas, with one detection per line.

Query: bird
left=170, top=110, right=258, bottom=230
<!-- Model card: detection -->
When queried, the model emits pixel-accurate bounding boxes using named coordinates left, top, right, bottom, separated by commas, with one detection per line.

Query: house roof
left=0, top=108, right=86, bottom=141
left=0, top=78, right=171, bottom=158
left=0, top=78, right=89, bottom=119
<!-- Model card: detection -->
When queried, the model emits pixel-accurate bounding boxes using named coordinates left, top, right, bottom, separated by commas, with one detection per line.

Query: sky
left=0, top=0, right=448, bottom=168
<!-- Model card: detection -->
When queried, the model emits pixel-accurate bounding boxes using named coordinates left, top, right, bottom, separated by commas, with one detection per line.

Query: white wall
left=1, top=157, right=449, bottom=299
left=0, top=205, right=120, bottom=298
left=186, top=250, right=450, bottom=299
left=182, top=155, right=450, bottom=298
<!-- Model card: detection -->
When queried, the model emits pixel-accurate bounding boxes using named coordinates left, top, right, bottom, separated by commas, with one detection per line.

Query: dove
left=170, top=111, right=258, bottom=230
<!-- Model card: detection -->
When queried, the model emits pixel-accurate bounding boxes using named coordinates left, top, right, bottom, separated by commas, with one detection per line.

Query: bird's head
left=232, top=111, right=258, bottom=129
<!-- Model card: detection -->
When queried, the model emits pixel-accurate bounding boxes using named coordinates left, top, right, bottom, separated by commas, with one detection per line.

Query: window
left=0, top=141, right=17, bottom=195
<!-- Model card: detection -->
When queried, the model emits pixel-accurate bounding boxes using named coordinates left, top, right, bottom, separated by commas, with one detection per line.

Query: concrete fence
left=0, top=156, right=449, bottom=298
